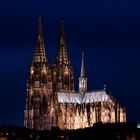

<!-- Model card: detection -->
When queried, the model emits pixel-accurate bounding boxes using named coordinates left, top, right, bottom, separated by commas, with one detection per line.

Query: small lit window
left=31, top=70, right=34, bottom=74
left=64, top=66, right=69, bottom=75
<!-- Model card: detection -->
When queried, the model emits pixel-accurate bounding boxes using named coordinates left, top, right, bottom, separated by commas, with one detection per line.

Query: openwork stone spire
left=81, top=52, right=86, bottom=77
left=56, top=22, right=69, bottom=65
left=25, top=19, right=126, bottom=130
left=53, top=22, right=74, bottom=92
left=33, top=17, right=47, bottom=63
left=79, top=52, right=87, bottom=94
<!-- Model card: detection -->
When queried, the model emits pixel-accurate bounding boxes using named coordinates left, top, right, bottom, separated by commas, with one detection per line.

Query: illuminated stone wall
left=24, top=18, right=126, bottom=130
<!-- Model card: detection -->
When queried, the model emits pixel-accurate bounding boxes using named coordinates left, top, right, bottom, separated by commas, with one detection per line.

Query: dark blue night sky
left=0, top=0, right=140, bottom=126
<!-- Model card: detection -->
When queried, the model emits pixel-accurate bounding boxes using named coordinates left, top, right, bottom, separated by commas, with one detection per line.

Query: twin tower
left=29, top=17, right=86, bottom=93
left=24, top=17, right=126, bottom=130
left=24, top=17, right=87, bottom=129
left=29, top=17, right=75, bottom=92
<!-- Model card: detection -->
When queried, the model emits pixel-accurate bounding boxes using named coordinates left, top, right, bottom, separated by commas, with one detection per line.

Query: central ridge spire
left=33, top=17, right=47, bottom=63
left=81, top=52, right=86, bottom=77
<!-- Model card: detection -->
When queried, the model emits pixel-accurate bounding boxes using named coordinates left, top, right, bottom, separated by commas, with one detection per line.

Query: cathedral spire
left=59, top=21, right=65, bottom=45
left=54, top=22, right=74, bottom=92
left=56, top=22, right=69, bottom=65
left=33, top=17, right=47, bottom=63
left=81, top=52, right=86, bottom=77
left=79, top=52, right=87, bottom=94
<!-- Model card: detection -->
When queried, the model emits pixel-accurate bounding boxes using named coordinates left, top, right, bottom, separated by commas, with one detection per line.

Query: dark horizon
left=0, top=0, right=140, bottom=126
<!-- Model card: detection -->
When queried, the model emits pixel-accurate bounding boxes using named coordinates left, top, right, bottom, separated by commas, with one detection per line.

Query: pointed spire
left=33, top=17, right=47, bottom=63
left=59, top=21, right=65, bottom=45
left=56, top=22, right=69, bottom=65
left=37, top=16, right=43, bottom=40
left=81, top=52, right=86, bottom=77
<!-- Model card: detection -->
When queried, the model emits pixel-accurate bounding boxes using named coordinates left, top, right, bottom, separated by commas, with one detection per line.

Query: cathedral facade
left=24, top=18, right=126, bottom=130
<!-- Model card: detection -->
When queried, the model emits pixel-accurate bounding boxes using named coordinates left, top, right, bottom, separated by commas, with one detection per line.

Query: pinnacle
left=56, top=22, right=69, bottom=65
left=81, top=52, right=86, bottom=77
left=33, top=17, right=47, bottom=63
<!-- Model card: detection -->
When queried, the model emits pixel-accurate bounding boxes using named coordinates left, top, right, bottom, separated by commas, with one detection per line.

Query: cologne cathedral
left=24, top=17, right=126, bottom=130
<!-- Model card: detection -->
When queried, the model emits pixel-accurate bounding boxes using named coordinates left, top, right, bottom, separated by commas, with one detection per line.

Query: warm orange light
left=58, top=135, right=64, bottom=139
left=64, top=66, right=69, bottom=75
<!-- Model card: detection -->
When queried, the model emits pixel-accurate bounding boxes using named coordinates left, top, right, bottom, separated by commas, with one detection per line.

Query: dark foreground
left=0, top=122, right=139, bottom=140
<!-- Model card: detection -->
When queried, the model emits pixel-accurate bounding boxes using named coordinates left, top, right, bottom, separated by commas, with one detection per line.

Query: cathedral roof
left=57, top=90, right=110, bottom=104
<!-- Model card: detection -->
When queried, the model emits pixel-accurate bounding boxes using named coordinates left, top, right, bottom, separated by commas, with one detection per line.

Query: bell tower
left=53, top=22, right=74, bottom=92
left=79, top=52, right=87, bottom=94
left=24, top=17, right=50, bottom=130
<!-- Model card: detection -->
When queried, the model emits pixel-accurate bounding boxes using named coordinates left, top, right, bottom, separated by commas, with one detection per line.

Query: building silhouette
left=24, top=17, right=126, bottom=130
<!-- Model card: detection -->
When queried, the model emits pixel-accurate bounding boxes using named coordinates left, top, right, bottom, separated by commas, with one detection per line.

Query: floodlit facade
left=24, top=17, right=126, bottom=130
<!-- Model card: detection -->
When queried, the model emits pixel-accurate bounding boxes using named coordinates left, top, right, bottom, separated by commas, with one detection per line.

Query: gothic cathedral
left=24, top=17, right=126, bottom=130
